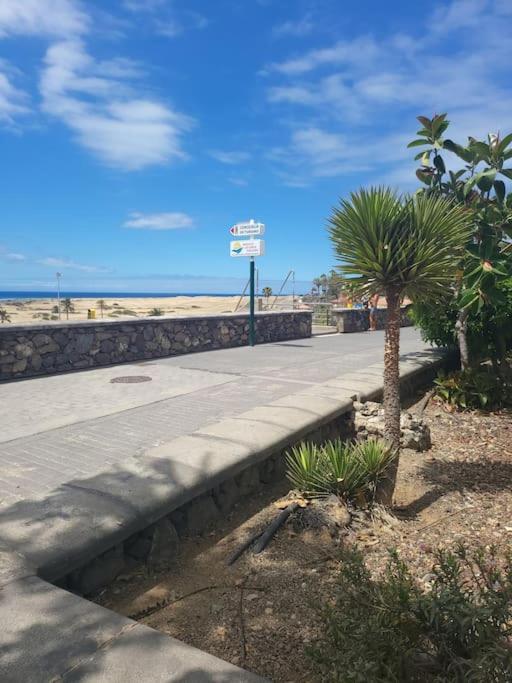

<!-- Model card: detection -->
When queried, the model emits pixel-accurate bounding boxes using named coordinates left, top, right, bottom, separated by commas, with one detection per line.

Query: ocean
left=0, top=291, right=239, bottom=301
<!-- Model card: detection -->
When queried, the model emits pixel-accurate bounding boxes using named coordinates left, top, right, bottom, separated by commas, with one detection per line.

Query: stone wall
left=56, top=413, right=351, bottom=596
left=332, top=305, right=413, bottom=333
left=0, top=311, right=312, bottom=381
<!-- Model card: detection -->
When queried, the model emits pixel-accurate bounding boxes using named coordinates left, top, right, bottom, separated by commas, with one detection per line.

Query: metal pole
left=249, top=257, right=255, bottom=346
left=56, top=272, right=62, bottom=320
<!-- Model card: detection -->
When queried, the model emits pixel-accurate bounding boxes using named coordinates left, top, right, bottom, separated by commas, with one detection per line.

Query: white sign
left=230, top=239, right=265, bottom=257
left=229, top=220, right=265, bottom=237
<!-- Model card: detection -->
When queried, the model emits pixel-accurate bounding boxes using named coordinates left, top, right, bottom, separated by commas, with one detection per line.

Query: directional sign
left=229, top=220, right=265, bottom=237
left=230, top=239, right=265, bottom=257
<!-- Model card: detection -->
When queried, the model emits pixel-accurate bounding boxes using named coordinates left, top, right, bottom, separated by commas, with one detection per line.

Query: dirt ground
left=94, top=395, right=512, bottom=682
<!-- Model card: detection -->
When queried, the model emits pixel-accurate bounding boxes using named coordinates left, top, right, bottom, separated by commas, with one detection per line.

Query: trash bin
left=87, top=309, right=96, bottom=319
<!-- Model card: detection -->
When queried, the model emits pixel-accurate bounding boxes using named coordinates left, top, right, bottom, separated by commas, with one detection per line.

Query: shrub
left=149, top=307, right=164, bottom=316
left=434, top=369, right=511, bottom=411
left=309, top=544, right=512, bottom=682
left=286, top=439, right=394, bottom=503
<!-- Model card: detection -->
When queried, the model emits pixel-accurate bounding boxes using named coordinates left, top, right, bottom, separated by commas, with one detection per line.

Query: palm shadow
left=398, top=457, right=512, bottom=518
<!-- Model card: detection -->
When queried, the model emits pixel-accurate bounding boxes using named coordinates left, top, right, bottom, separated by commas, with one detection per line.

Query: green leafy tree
left=0, top=308, right=11, bottom=323
left=408, top=114, right=512, bottom=373
left=61, top=298, right=74, bottom=320
left=329, top=188, right=470, bottom=503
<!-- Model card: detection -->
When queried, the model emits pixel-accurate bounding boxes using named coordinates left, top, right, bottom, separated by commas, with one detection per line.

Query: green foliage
left=411, top=279, right=512, bottom=365
left=328, top=188, right=471, bottom=300
left=409, top=115, right=512, bottom=369
left=149, top=307, right=164, bottom=316
left=0, top=308, right=11, bottom=323
left=286, top=439, right=394, bottom=502
left=434, top=369, right=511, bottom=411
left=262, top=286, right=272, bottom=300
left=310, top=544, right=512, bottom=682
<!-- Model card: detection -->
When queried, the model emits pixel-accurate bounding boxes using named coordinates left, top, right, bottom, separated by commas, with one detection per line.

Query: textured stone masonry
left=0, top=311, right=312, bottom=381
left=333, top=305, right=413, bottom=333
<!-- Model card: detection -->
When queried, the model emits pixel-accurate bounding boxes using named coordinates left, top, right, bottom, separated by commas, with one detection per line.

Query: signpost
left=229, top=219, right=265, bottom=347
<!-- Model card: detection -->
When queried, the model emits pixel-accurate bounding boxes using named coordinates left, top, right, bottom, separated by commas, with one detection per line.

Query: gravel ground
left=95, top=396, right=512, bottom=682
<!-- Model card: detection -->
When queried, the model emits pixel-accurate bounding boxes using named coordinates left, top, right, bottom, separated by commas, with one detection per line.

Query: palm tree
left=0, top=308, right=11, bottom=323
left=319, top=273, right=328, bottom=297
left=312, top=277, right=321, bottom=296
left=61, top=298, right=74, bottom=320
left=262, top=286, right=272, bottom=304
left=329, top=187, right=470, bottom=504
left=97, top=299, right=106, bottom=318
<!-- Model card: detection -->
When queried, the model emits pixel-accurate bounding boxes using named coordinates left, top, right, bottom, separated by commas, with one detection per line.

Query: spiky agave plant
left=286, top=439, right=394, bottom=502
left=328, top=188, right=471, bottom=504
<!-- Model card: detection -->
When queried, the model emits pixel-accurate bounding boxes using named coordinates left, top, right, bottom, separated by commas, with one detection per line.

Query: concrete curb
left=0, top=346, right=454, bottom=682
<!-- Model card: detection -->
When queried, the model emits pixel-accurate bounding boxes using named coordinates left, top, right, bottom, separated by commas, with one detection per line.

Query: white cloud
left=40, top=39, right=193, bottom=170
left=38, top=257, right=108, bottom=273
left=0, top=1, right=193, bottom=168
left=266, top=36, right=380, bottom=76
left=0, top=0, right=89, bottom=38
left=209, top=150, right=250, bottom=165
left=0, top=65, right=30, bottom=125
left=122, top=0, right=168, bottom=12
left=228, top=177, right=249, bottom=187
left=123, top=211, right=194, bottom=230
left=0, top=246, right=27, bottom=262
left=272, top=14, right=314, bottom=38
left=265, top=0, right=512, bottom=186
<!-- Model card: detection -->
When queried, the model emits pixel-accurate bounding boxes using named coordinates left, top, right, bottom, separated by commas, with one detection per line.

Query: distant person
left=369, top=294, right=380, bottom=331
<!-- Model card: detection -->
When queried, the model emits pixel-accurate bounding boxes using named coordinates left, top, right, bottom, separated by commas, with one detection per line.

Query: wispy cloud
left=0, top=0, right=194, bottom=169
left=39, top=39, right=193, bottom=170
left=0, top=245, right=27, bottom=262
left=122, top=0, right=207, bottom=38
left=209, top=149, right=251, bottom=165
left=265, top=0, right=512, bottom=186
left=123, top=211, right=194, bottom=230
left=228, top=177, right=249, bottom=187
left=0, top=63, right=30, bottom=126
left=0, top=0, right=89, bottom=38
left=272, top=14, right=314, bottom=38
left=38, top=257, right=109, bottom=273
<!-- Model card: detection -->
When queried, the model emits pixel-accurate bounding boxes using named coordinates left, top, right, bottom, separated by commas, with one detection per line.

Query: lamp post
left=56, top=272, right=62, bottom=320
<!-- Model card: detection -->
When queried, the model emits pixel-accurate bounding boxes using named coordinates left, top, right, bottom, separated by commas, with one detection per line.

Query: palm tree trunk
left=377, top=287, right=401, bottom=506
left=455, top=308, right=469, bottom=371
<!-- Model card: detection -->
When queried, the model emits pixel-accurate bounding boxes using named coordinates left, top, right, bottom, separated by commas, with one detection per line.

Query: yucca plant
left=329, top=188, right=471, bottom=504
left=322, top=439, right=367, bottom=499
left=286, top=439, right=394, bottom=503
left=286, top=442, right=332, bottom=496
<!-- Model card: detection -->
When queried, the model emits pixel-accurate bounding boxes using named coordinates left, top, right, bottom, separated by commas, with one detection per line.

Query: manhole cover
left=110, top=375, right=152, bottom=384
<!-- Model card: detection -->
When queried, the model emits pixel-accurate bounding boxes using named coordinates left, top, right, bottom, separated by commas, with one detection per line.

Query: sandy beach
left=0, top=295, right=297, bottom=326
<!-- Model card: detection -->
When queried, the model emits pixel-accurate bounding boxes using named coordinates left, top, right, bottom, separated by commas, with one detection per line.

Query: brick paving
left=0, top=329, right=428, bottom=507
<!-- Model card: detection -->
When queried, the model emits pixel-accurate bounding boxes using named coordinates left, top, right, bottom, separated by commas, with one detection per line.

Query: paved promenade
left=0, top=328, right=448, bottom=682
left=1, top=328, right=427, bottom=508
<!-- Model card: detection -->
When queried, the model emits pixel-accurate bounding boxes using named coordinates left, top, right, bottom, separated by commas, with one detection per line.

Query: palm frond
left=328, top=187, right=472, bottom=299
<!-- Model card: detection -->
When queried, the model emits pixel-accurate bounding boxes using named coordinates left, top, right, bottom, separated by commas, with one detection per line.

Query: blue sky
left=1, top=0, right=511, bottom=293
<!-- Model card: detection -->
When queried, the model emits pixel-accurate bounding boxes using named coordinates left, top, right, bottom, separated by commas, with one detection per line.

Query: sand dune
left=0, top=295, right=297, bottom=326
